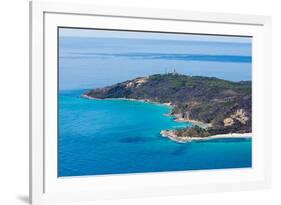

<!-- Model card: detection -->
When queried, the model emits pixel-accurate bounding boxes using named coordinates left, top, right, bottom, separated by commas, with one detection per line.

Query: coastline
left=81, top=94, right=172, bottom=107
left=160, top=130, right=252, bottom=143
left=82, top=94, right=209, bottom=127
left=82, top=93, right=251, bottom=144
left=82, top=93, right=212, bottom=127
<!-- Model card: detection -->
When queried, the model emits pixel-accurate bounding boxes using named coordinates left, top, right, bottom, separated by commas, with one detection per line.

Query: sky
left=59, top=27, right=252, bottom=44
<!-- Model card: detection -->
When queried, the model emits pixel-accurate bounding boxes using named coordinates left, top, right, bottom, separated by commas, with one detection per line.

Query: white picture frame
left=30, top=1, right=272, bottom=204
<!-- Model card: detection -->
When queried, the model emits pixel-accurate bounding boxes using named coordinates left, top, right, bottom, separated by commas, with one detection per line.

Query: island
left=82, top=73, right=252, bottom=143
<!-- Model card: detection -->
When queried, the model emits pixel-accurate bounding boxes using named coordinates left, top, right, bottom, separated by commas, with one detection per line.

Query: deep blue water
left=58, top=90, right=252, bottom=177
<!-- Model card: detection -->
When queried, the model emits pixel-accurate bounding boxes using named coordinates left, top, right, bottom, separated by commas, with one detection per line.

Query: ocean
left=58, top=90, right=252, bottom=177
left=59, top=37, right=252, bottom=90
left=58, top=32, right=252, bottom=177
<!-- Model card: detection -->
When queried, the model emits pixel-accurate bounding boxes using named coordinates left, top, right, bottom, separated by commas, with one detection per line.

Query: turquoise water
left=58, top=90, right=252, bottom=177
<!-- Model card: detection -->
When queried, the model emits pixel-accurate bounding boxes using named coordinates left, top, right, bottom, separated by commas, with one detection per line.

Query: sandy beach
left=190, top=132, right=252, bottom=141
left=160, top=130, right=252, bottom=143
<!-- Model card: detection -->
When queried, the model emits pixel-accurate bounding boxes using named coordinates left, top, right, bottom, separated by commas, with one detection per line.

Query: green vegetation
left=150, top=73, right=250, bottom=91
left=84, top=73, right=252, bottom=135
left=175, top=126, right=210, bottom=138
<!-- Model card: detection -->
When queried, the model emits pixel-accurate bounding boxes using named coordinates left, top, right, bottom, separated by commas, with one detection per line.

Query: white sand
left=190, top=133, right=252, bottom=141
left=160, top=130, right=252, bottom=143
